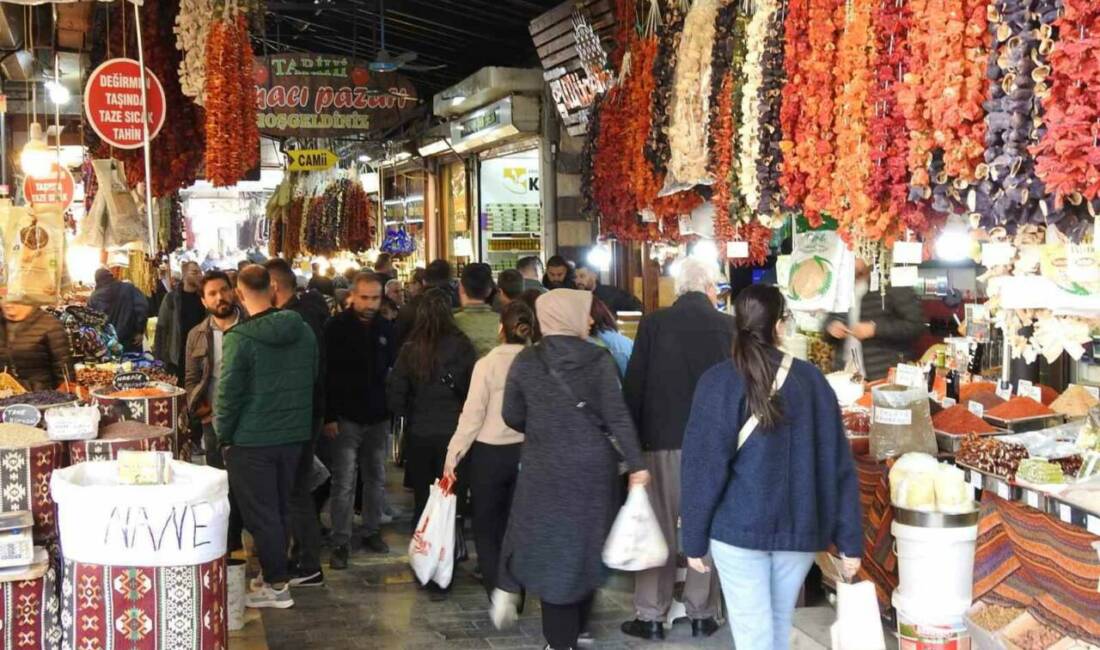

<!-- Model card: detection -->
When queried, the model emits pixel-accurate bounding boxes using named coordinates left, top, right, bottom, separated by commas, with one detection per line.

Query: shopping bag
left=408, top=476, right=456, bottom=587
left=831, top=580, right=886, bottom=650
left=602, top=484, right=669, bottom=571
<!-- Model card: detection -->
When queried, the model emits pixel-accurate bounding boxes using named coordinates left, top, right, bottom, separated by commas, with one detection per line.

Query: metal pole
left=132, top=1, right=157, bottom=254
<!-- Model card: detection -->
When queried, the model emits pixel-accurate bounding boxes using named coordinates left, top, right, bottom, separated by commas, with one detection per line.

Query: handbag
left=735, top=354, right=794, bottom=450
left=535, top=345, right=629, bottom=474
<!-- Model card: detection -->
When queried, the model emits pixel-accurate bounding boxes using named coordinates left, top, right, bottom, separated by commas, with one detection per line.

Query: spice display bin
left=935, top=427, right=1009, bottom=454
left=0, top=549, right=60, bottom=650
left=91, top=383, right=190, bottom=460
left=0, top=438, right=66, bottom=542
left=67, top=423, right=176, bottom=464
left=983, top=413, right=1065, bottom=433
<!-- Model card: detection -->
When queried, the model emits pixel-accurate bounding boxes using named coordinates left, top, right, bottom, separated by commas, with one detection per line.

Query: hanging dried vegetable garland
left=645, top=0, right=688, bottom=176
left=95, top=0, right=206, bottom=199
left=738, top=0, right=775, bottom=221
left=755, top=3, right=788, bottom=226
left=781, top=0, right=842, bottom=223
left=663, top=0, right=721, bottom=193
left=342, top=180, right=376, bottom=252
left=730, top=220, right=774, bottom=267
left=780, top=0, right=811, bottom=208
left=830, top=0, right=876, bottom=239
left=174, top=0, right=213, bottom=104
left=204, top=12, right=258, bottom=187
left=710, top=73, right=738, bottom=247
left=1032, top=0, right=1100, bottom=206
left=726, top=11, right=751, bottom=224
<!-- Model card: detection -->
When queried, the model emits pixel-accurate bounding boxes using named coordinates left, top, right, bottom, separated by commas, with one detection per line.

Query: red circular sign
left=83, top=58, right=166, bottom=150
left=22, top=163, right=75, bottom=210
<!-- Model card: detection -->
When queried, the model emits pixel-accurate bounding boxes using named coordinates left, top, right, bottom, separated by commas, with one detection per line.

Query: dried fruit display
left=738, top=0, right=775, bottom=220
left=204, top=12, right=258, bottom=187
left=664, top=0, right=720, bottom=192
left=730, top=220, right=774, bottom=267
left=956, top=434, right=1029, bottom=479
left=710, top=72, right=738, bottom=247
left=830, top=0, right=876, bottom=239
left=780, top=0, right=811, bottom=208
left=174, top=0, right=213, bottom=104
left=755, top=5, right=787, bottom=225
left=645, top=0, right=687, bottom=177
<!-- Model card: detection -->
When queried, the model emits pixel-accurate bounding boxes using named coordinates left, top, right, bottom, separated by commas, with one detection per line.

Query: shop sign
left=529, top=0, right=617, bottom=136
left=83, top=58, right=166, bottom=149
left=287, top=148, right=338, bottom=171
left=22, top=162, right=75, bottom=210
left=254, top=54, right=418, bottom=138
left=1, top=404, right=41, bottom=427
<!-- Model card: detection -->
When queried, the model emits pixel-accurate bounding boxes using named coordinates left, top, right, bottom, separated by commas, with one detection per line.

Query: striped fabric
left=973, top=494, right=1100, bottom=643
left=853, top=455, right=898, bottom=610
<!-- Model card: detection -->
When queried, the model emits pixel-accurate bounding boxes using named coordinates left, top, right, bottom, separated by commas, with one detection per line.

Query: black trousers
left=203, top=423, right=243, bottom=552
left=406, top=436, right=449, bottom=524
left=468, top=442, right=521, bottom=596
left=288, top=420, right=323, bottom=573
left=226, top=442, right=303, bottom=585
left=542, top=593, right=595, bottom=650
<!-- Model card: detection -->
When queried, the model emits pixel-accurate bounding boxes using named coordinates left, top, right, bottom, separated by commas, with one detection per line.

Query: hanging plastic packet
left=1, top=202, right=65, bottom=305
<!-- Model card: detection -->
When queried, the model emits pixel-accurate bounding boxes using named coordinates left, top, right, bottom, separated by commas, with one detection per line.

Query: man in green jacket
left=216, top=265, right=318, bottom=610
left=453, top=263, right=500, bottom=357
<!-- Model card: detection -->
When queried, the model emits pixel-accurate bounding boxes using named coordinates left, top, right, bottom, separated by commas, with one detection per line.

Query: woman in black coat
left=386, top=288, right=478, bottom=523
left=494, top=289, right=649, bottom=650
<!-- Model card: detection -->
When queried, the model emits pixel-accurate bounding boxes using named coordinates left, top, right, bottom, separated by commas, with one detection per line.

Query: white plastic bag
left=602, top=485, right=669, bottom=571
left=830, top=580, right=886, bottom=650
left=408, top=477, right=456, bottom=587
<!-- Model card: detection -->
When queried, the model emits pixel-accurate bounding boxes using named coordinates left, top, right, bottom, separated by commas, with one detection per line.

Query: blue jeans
left=330, top=419, right=389, bottom=546
left=710, top=540, right=815, bottom=650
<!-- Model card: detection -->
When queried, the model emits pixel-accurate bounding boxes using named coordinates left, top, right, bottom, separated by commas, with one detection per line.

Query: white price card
left=1026, top=490, right=1039, bottom=509
left=727, top=241, right=750, bottom=259
left=996, top=482, right=1010, bottom=499
left=942, top=397, right=957, bottom=408
left=1024, top=385, right=1043, bottom=403
left=1088, top=515, right=1100, bottom=536
left=968, top=401, right=985, bottom=418
left=981, top=242, right=1016, bottom=267
left=890, top=265, right=920, bottom=288
left=895, top=364, right=924, bottom=390
left=1082, top=385, right=1100, bottom=401
left=874, top=407, right=912, bottom=426
left=1060, top=504, right=1072, bottom=523
left=893, top=241, right=924, bottom=265
left=996, top=385, right=1013, bottom=400
left=1018, top=379, right=1034, bottom=395
left=970, top=471, right=983, bottom=490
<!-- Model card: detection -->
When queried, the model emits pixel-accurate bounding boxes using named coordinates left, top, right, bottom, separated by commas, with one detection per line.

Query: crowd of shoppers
left=47, top=248, right=863, bottom=650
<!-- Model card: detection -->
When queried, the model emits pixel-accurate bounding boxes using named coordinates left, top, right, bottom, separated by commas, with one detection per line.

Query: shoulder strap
left=737, top=354, right=794, bottom=451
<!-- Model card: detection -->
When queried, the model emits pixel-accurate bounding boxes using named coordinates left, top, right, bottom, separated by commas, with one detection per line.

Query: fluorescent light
left=417, top=138, right=452, bottom=157
left=357, top=154, right=372, bottom=163
left=450, top=95, right=466, bottom=106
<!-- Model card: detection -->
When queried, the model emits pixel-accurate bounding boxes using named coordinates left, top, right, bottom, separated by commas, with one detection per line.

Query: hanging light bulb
left=586, top=242, right=612, bottom=271
left=20, top=122, right=53, bottom=178
left=45, top=80, right=70, bottom=105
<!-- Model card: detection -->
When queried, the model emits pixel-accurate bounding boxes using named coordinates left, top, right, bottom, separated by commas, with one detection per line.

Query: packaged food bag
left=870, top=384, right=937, bottom=461
left=1, top=202, right=65, bottom=305
left=603, top=485, right=669, bottom=571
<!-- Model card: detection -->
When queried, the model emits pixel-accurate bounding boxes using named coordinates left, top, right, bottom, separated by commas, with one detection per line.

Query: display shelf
left=958, top=465, right=1100, bottom=534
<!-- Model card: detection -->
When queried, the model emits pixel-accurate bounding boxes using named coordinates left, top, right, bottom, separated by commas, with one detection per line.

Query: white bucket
left=896, top=609, right=971, bottom=650
left=891, top=520, right=978, bottom=624
left=226, top=558, right=247, bottom=631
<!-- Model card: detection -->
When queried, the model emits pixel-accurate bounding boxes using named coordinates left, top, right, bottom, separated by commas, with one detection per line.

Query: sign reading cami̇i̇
left=83, top=58, right=166, bottom=149
left=253, top=54, right=418, bottom=138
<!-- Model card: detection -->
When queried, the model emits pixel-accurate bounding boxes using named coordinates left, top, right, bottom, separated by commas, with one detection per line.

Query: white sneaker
left=246, top=583, right=294, bottom=609
left=490, top=588, right=520, bottom=630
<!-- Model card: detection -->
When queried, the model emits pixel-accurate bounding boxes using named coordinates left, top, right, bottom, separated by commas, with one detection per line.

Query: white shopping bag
left=408, top=476, right=456, bottom=587
left=602, top=485, right=669, bottom=571
left=831, top=580, right=886, bottom=650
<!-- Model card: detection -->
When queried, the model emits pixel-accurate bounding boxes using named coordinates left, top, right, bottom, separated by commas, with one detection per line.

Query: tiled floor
left=250, top=470, right=848, bottom=650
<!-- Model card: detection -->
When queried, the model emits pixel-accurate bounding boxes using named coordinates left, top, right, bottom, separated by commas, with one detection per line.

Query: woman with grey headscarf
left=492, top=289, right=649, bottom=650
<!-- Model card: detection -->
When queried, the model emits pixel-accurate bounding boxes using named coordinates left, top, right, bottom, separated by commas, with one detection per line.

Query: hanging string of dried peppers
left=204, top=10, right=258, bottom=187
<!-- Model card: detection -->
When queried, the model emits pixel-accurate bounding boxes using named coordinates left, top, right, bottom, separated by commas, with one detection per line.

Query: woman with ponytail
left=680, top=285, right=863, bottom=650
left=444, top=301, right=539, bottom=598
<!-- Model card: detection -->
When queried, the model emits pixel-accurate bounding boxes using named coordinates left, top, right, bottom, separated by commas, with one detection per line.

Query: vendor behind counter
left=0, top=300, right=75, bottom=391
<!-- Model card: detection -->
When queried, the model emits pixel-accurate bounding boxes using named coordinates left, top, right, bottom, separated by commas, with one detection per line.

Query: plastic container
left=44, top=405, right=100, bottom=441
left=892, top=516, right=979, bottom=624
left=897, top=609, right=971, bottom=650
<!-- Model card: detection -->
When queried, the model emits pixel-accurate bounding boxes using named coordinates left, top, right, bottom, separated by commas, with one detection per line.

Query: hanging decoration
left=174, top=0, right=213, bottom=104
left=755, top=1, right=788, bottom=226
left=830, top=0, right=876, bottom=240
left=725, top=11, right=751, bottom=225
left=204, top=11, right=259, bottom=187
left=738, top=0, right=774, bottom=221
left=645, top=0, right=688, bottom=177
left=780, top=0, right=811, bottom=209
left=1032, top=0, right=1100, bottom=206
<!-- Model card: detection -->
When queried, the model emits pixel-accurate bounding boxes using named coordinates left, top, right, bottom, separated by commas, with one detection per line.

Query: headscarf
left=536, top=289, right=592, bottom=338
left=94, top=268, right=116, bottom=288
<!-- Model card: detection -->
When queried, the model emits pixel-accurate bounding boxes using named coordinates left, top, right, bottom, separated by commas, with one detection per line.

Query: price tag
left=980, top=242, right=1016, bottom=267
left=1017, top=379, right=1034, bottom=395
left=890, top=265, right=920, bottom=288
left=970, top=471, right=983, bottom=490
left=678, top=215, right=694, bottom=236
left=1059, top=503, right=1072, bottom=523
left=1026, top=490, right=1039, bottom=509
left=1082, top=385, right=1100, bottom=401
left=996, top=482, right=1010, bottom=499
left=727, top=241, right=750, bottom=259
left=996, top=385, right=1013, bottom=401
left=895, top=364, right=924, bottom=390
left=1, top=404, right=41, bottom=427
left=942, top=397, right=957, bottom=408
left=1087, top=515, right=1100, bottom=536
left=874, top=407, right=912, bottom=426
left=967, top=401, right=985, bottom=418
left=113, top=371, right=150, bottom=392
left=1023, top=385, right=1043, bottom=403
left=893, top=241, right=923, bottom=265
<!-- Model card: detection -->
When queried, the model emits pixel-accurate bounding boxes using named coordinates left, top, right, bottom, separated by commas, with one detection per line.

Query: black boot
left=691, top=617, right=721, bottom=637
left=620, top=619, right=664, bottom=640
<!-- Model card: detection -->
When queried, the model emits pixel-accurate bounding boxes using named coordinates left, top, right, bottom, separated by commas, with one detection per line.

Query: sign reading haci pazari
left=253, top=54, right=418, bottom=138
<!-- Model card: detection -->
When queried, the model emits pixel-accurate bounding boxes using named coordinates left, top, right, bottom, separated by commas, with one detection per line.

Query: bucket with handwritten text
left=51, top=461, right=229, bottom=650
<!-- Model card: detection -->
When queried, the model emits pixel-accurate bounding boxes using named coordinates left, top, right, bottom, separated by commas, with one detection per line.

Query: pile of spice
left=957, top=435, right=1029, bottom=479
left=1038, top=384, right=1059, bottom=406
left=0, top=391, right=77, bottom=409
left=1006, top=621, right=1063, bottom=650
left=1049, top=385, right=1100, bottom=417
left=969, top=391, right=1006, bottom=410
left=959, top=382, right=997, bottom=402
left=100, top=421, right=174, bottom=441
left=970, top=603, right=1024, bottom=631
left=105, top=387, right=176, bottom=399
left=985, top=396, right=1055, bottom=420
left=0, top=423, right=50, bottom=447
left=932, top=405, right=998, bottom=435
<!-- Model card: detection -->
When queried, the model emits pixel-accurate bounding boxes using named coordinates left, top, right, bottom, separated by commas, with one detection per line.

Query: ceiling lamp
left=20, top=122, right=53, bottom=178
left=45, top=80, right=70, bottom=105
